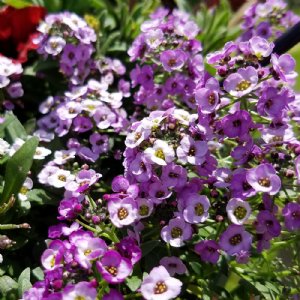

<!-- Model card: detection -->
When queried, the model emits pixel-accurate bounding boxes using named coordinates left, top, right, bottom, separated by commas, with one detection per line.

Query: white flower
left=18, top=177, right=33, bottom=201
left=34, top=147, right=52, bottom=160
left=0, top=138, right=10, bottom=156
left=48, top=169, right=75, bottom=188
left=144, top=140, right=175, bottom=166
left=53, top=149, right=76, bottom=165
left=226, top=198, right=251, bottom=225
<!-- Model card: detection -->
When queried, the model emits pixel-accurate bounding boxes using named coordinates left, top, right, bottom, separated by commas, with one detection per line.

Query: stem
left=124, top=293, right=142, bottom=299
left=217, top=97, right=241, bottom=112
left=0, top=224, right=28, bottom=230
left=76, top=219, right=97, bottom=233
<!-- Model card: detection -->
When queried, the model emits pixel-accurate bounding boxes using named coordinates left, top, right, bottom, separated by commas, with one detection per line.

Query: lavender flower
left=219, top=225, right=252, bottom=256
left=140, top=266, right=182, bottom=300
left=194, top=240, right=220, bottom=264
left=246, top=164, right=281, bottom=195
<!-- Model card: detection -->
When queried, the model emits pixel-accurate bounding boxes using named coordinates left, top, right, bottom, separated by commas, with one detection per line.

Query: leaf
left=1, top=137, right=39, bottom=206
left=27, top=189, right=56, bottom=205
left=0, top=113, right=27, bottom=143
left=189, top=261, right=202, bottom=275
left=18, top=268, right=32, bottom=297
left=0, top=275, right=18, bottom=296
left=2, top=0, right=32, bottom=8
left=32, top=267, right=44, bottom=281
left=126, top=276, right=141, bottom=292
left=140, top=240, right=160, bottom=258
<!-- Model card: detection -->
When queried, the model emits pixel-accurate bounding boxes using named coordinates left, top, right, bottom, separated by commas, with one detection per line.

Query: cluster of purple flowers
left=23, top=2, right=300, bottom=299
left=22, top=222, right=142, bottom=299
left=240, top=0, right=300, bottom=41
left=36, top=12, right=96, bottom=85
left=0, top=55, right=23, bottom=110
left=128, top=8, right=203, bottom=111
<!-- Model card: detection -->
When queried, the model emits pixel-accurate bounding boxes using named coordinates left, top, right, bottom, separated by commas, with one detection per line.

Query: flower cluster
left=128, top=8, right=204, bottom=111
left=0, top=56, right=23, bottom=110
left=22, top=222, right=142, bottom=300
left=240, top=0, right=300, bottom=41
left=36, top=12, right=97, bottom=85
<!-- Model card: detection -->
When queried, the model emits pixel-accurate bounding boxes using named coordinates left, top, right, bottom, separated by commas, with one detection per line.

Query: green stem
left=0, top=224, right=28, bottom=230
left=76, top=219, right=97, bottom=233
left=124, top=293, right=142, bottom=299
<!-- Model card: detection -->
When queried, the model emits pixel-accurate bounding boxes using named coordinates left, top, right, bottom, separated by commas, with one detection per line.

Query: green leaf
left=18, top=268, right=31, bottom=297
left=27, top=189, right=55, bottom=205
left=2, top=0, right=32, bottom=8
left=32, top=267, right=44, bottom=281
left=1, top=137, right=38, bottom=206
left=140, top=240, right=160, bottom=258
left=126, top=276, right=142, bottom=292
left=0, top=275, right=18, bottom=296
left=3, top=113, right=27, bottom=143
left=189, top=261, right=202, bottom=275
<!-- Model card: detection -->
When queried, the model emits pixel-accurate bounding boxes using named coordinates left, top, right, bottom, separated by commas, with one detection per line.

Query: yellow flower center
left=194, top=203, right=204, bottom=216
left=229, top=234, right=242, bottom=246
left=105, top=266, right=118, bottom=276
left=118, top=207, right=129, bottom=220
left=233, top=206, right=247, bottom=219
left=154, top=281, right=168, bottom=294
left=258, top=177, right=271, bottom=187
left=236, top=80, right=251, bottom=91
left=155, top=149, right=165, bottom=160
left=171, top=227, right=183, bottom=238
left=139, top=205, right=149, bottom=216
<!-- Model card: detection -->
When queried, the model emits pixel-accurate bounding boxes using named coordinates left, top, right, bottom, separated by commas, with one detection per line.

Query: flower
left=223, top=66, right=258, bottom=97
left=62, top=281, right=97, bottom=300
left=194, top=240, right=220, bottom=264
left=182, top=194, right=210, bottom=224
left=248, top=36, right=274, bottom=58
left=144, top=139, right=175, bottom=166
left=246, top=164, right=281, bottom=195
left=160, top=49, right=187, bottom=72
left=282, top=202, right=300, bottom=231
left=74, top=236, right=107, bottom=269
left=271, top=53, right=296, bottom=81
left=107, top=197, right=138, bottom=228
left=103, top=289, right=124, bottom=300
left=177, top=136, right=208, bottom=165
left=226, top=198, right=251, bottom=225
left=219, top=224, right=252, bottom=256
left=96, top=250, right=132, bottom=284
left=18, top=177, right=33, bottom=201
left=255, top=210, right=281, bottom=238
left=140, top=266, right=182, bottom=300
left=221, top=110, right=254, bottom=139
left=0, top=5, right=46, bottom=62
left=159, top=257, right=187, bottom=276
left=161, top=217, right=192, bottom=247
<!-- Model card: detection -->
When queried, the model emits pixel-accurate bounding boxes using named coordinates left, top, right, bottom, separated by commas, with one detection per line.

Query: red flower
left=0, top=5, right=46, bottom=63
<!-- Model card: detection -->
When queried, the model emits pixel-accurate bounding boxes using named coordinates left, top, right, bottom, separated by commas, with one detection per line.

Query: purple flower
left=116, top=237, right=142, bottom=265
left=149, top=181, right=172, bottom=204
left=159, top=256, right=187, bottom=276
left=255, top=210, right=281, bottom=238
left=136, top=197, right=154, bottom=219
left=45, top=36, right=66, bottom=56
left=219, top=224, right=252, bottom=256
left=140, top=266, right=182, bottom=300
left=224, top=66, right=258, bottom=97
left=271, top=53, right=296, bottom=81
left=62, top=282, right=97, bottom=300
left=195, top=78, right=220, bottom=114
left=160, top=49, right=187, bottom=72
left=41, top=240, right=65, bottom=271
left=74, top=236, right=107, bottom=269
left=107, top=197, right=138, bottom=228
left=128, top=153, right=152, bottom=182
left=103, top=289, right=124, bottom=300
left=182, top=194, right=210, bottom=224
left=177, top=136, right=208, bottom=165
left=257, top=87, right=288, bottom=118
left=282, top=202, right=300, bottom=231
left=246, top=164, right=281, bottom=195
left=226, top=198, right=251, bottom=225
left=194, top=240, right=220, bottom=264
left=96, top=250, right=132, bottom=284
left=221, top=110, right=254, bottom=139
left=161, top=217, right=192, bottom=247
left=249, top=36, right=274, bottom=58
left=161, top=163, right=187, bottom=189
